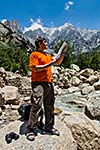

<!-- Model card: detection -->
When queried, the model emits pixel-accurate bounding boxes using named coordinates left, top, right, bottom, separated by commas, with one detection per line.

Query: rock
left=68, top=69, right=77, bottom=77
left=0, top=67, right=5, bottom=73
left=0, top=66, right=100, bottom=149
left=87, top=75, right=99, bottom=85
left=0, top=68, right=7, bottom=88
left=2, top=86, right=19, bottom=105
left=71, top=76, right=81, bottom=86
left=81, top=86, right=94, bottom=95
left=0, top=117, right=77, bottom=150
left=79, top=83, right=90, bottom=89
left=70, top=64, right=80, bottom=72
left=79, top=75, right=87, bottom=83
left=67, top=86, right=80, bottom=94
left=59, top=111, right=100, bottom=150
left=94, top=80, right=100, bottom=90
left=80, top=68, right=94, bottom=78
left=85, top=91, right=100, bottom=120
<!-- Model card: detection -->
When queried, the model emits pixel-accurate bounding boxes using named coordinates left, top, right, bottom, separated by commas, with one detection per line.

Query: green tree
left=74, top=52, right=91, bottom=70
left=0, top=44, right=29, bottom=75
left=90, top=50, right=100, bottom=71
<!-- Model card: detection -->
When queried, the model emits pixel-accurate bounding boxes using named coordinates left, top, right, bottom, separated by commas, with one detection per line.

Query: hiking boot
left=43, top=128, right=60, bottom=136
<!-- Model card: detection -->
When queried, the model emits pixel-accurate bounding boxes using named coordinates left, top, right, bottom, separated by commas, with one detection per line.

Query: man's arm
left=30, top=43, right=68, bottom=72
left=30, top=60, right=56, bottom=72
left=31, top=50, right=66, bottom=72
left=53, top=53, right=65, bottom=65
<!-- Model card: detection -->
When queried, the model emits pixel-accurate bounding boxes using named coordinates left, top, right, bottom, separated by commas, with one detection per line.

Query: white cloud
left=65, top=4, right=70, bottom=10
left=65, top=1, right=74, bottom=11
left=68, top=1, right=74, bottom=5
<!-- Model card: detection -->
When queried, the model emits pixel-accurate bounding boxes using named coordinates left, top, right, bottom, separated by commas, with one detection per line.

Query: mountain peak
left=1, top=19, right=8, bottom=24
left=24, top=22, right=44, bottom=32
left=1, top=19, right=22, bottom=35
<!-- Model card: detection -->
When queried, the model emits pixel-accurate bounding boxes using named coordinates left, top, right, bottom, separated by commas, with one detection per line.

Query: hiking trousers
left=27, top=82, right=55, bottom=130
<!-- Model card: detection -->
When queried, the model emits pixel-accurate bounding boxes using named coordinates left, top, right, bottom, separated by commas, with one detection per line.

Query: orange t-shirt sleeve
left=29, top=52, right=38, bottom=67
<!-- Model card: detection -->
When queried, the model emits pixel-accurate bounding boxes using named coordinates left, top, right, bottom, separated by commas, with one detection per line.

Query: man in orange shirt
left=26, top=37, right=67, bottom=141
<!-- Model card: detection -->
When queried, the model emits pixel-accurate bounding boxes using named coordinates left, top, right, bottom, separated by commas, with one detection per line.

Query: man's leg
left=26, top=84, right=44, bottom=140
left=43, top=83, right=60, bottom=136
left=43, top=83, right=55, bottom=130
left=27, top=84, right=44, bottom=131
left=27, top=101, right=41, bottom=131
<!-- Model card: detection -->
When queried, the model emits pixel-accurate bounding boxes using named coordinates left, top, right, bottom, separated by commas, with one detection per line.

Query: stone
left=0, top=117, right=77, bottom=150
left=80, top=68, right=94, bottom=78
left=59, top=111, right=100, bottom=150
left=86, top=91, right=100, bottom=120
left=81, top=86, right=94, bottom=95
left=70, top=64, right=80, bottom=72
left=87, top=75, right=99, bottom=85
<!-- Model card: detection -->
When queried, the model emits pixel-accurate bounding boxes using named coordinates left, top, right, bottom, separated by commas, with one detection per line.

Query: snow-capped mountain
left=24, top=22, right=100, bottom=54
left=2, top=19, right=100, bottom=54
left=0, top=20, right=34, bottom=50
left=1, top=19, right=34, bottom=45
left=2, top=19, right=23, bottom=35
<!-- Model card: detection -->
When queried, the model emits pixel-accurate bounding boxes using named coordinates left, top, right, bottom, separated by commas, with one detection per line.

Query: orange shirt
left=29, top=51, right=53, bottom=82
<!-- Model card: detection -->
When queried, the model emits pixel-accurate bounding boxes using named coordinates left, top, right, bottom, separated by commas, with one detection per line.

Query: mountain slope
left=2, top=19, right=100, bottom=54
left=24, top=22, right=100, bottom=54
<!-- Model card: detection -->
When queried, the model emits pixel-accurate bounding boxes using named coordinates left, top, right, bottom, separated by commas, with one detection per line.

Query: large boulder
left=85, top=91, right=100, bottom=120
left=80, top=69, right=94, bottom=78
left=70, top=64, right=80, bottom=72
left=94, top=80, right=100, bottom=90
left=87, top=75, right=99, bottom=85
left=0, top=117, right=77, bottom=150
left=59, top=111, right=100, bottom=150
left=81, top=86, right=95, bottom=95
left=2, top=86, right=19, bottom=104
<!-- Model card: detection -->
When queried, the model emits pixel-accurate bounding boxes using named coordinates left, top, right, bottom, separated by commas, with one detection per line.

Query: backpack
left=18, top=103, right=44, bottom=130
left=18, top=103, right=32, bottom=120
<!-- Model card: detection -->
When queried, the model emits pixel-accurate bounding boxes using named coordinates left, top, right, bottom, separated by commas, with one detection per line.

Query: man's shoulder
left=30, top=51, right=39, bottom=56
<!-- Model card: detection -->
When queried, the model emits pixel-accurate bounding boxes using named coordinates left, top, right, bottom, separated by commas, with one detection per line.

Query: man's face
left=39, top=40, right=48, bottom=50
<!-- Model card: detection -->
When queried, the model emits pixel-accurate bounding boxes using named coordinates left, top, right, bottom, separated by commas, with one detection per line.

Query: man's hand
left=54, top=42, right=68, bottom=61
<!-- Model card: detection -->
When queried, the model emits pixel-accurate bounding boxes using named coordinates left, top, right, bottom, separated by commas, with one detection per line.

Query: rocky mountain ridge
left=0, top=21, right=34, bottom=50
left=2, top=19, right=100, bottom=54
left=24, top=22, right=100, bottom=54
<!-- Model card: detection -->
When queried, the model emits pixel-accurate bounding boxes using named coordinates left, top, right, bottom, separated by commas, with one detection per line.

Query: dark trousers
left=27, top=82, right=55, bottom=130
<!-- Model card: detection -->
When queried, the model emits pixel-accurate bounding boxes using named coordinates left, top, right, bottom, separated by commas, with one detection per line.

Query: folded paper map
left=54, top=42, right=67, bottom=60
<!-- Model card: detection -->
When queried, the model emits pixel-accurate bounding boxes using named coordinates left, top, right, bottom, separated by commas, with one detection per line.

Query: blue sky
left=0, top=0, right=100, bottom=30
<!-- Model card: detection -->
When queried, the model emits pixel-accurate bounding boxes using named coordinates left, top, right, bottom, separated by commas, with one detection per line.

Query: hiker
left=26, top=36, right=68, bottom=141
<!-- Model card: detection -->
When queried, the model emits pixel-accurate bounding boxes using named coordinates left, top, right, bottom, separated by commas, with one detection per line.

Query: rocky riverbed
left=0, top=65, right=100, bottom=150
